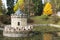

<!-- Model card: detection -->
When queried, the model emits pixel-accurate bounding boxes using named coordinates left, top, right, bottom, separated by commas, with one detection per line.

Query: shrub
left=27, top=18, right=34, bottom=23
left=40, top=15, right=49, bottom=20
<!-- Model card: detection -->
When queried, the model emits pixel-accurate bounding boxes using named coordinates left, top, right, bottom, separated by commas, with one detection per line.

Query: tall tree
left=24, top=0, right=43, bottom=16
left=32, top=0, right=43, bottom=16
left=14, top=0, right=24, bottom=12
left=14, top=0, right=43, bottom=16
left=0, top=0, right=3, bottom=15
left=7, top=0, right=14, bottom=15
left=51, top=0, right=60, bottom=12
left=43, top=2, right=53, bottom=15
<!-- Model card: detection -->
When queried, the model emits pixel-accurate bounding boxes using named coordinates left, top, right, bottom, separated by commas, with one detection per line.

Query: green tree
left=0, top=0, right=3, bottom=15
left=32, top=0, right=43, bottom=16
left=51, top=0, right=60, bottom=11
left=24, top=0, right=43, bottom=16
left=7, top=0, right=14, bottom=15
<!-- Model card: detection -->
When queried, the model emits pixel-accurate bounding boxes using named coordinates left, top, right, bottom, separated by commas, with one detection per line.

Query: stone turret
left=11, top=9, right=27, bottom=29
left=3, top=9, right=33, bottom=37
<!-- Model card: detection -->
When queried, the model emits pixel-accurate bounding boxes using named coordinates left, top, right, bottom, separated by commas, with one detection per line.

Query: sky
left=2, top=0, right=44, bottom=8
left=42, top=0, right=44, bottom=4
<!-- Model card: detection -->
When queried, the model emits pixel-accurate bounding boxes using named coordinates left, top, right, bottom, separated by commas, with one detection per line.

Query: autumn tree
left=43, top=2, right=53, bottom=15
left=14, top=0, right=24, bottom=12
left=14, top=0, right=43, bottom=16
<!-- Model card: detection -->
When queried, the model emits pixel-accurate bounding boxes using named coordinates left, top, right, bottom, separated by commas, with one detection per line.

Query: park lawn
left=30, top=15, right=60, bottom=24
left=30, top=16, right=54, bottom=24
left=30, top=16, right=60, bottom=32
left=33, top=26, right=60, bottom=32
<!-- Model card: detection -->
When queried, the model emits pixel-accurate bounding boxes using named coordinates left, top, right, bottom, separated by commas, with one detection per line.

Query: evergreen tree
left=37, top=0, right=43, bottom=16
left=7, top=0, right=14, bottom=15
left=32, top=0, right=43, bottom=16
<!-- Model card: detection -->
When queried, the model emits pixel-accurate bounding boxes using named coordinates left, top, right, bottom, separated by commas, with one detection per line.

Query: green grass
left=30, top=16, right=60, bottom=32
left=33, top=26, right=60, bottom=32
left=31, top=16, right=54, bottom=24
left=31, top=15, right=60, bottom=24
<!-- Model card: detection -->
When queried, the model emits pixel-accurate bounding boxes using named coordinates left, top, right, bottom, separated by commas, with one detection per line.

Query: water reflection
left=0, top=31, right=41, bottom=40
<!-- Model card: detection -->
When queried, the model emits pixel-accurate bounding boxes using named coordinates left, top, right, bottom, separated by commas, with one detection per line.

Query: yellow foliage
left=43, top=2, right=53, bottom=15
left=14, top=3, right=19, bottom=12
left=14, top=0, right=24, bottom=12
left=18, top=0, right=24, bottom=5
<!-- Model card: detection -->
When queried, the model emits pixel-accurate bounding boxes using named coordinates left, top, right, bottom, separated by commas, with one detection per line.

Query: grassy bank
left=30, top=15, right=60, bottom=32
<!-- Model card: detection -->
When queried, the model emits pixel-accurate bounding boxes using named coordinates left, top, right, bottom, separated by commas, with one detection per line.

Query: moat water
left=0, top=30, right=42, bottom=40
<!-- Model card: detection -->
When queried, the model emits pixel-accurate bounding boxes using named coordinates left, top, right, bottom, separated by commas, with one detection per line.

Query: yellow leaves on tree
left=14, top=0, right=24, bottom=12
left=43, top=2, right=53, bottom=15
left=14, top=3, right=19, bottom=12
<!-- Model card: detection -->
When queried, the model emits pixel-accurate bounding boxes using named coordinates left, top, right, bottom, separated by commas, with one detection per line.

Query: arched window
left=18, top=22, right=20, bottom=26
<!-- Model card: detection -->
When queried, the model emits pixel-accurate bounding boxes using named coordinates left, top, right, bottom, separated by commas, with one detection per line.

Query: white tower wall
left=21, top=18, right=27, bottom=26
left=11, top=15, right=27, bottom=28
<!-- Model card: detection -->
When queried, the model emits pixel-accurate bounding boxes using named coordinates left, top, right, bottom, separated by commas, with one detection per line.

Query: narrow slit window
left=18, top=22, right=20, bottom=26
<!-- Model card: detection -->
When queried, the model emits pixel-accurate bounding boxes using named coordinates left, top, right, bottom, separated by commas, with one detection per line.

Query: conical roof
left=15, top=9, right=24, bottom=15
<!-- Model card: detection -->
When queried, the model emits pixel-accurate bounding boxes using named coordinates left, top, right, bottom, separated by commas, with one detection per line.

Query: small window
left=18, top=22, right=20, bottom=26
